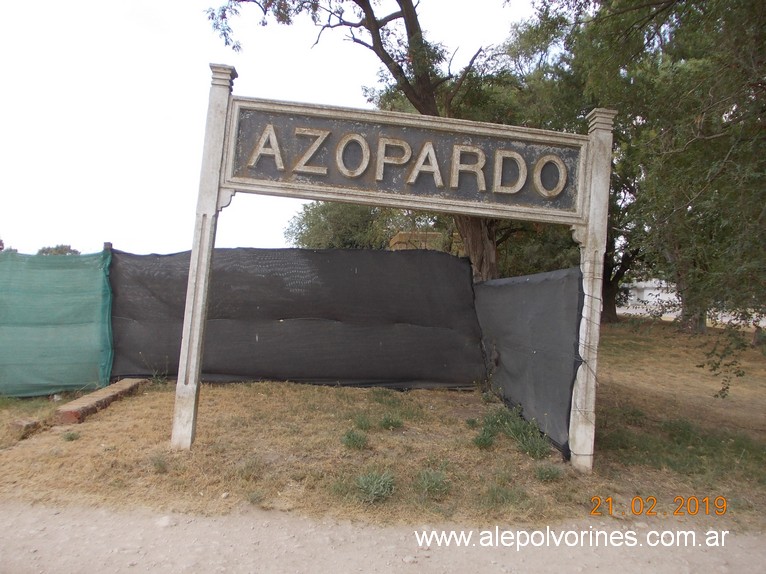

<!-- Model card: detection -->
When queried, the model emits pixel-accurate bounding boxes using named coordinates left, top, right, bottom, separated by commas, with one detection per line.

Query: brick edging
left=53, top=378, right=149, bottom=425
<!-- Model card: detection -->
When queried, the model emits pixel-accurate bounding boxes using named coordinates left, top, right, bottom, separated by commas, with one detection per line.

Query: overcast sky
left=0, top=0, right=532, bottom=255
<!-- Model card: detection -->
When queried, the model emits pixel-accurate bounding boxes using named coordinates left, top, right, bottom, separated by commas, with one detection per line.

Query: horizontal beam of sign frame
left=171, top=64, right=616, bottom=473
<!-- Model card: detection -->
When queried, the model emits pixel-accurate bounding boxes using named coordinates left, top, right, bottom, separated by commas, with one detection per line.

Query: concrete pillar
left=569, top=108, right=617, bottom=472
left=171, top=64, right=237, bottom=450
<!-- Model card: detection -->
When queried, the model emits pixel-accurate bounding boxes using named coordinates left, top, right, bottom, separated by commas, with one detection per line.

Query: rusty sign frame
left=171, top=64, right=616, bottom=472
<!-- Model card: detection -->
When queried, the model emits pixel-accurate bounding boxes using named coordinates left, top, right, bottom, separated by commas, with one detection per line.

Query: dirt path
left=0, top=501, right=762, bottom=573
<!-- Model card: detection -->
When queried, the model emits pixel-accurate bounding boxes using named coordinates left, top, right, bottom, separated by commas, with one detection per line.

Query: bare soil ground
left=0, top=319, right=764, bottom=572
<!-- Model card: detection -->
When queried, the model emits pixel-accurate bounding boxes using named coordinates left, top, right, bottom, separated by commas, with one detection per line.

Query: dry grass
left=0, top=396, right=59, bottom=449
left=0, top=319, right=764, bottom=529
left=598, top=319, right=766, bottom=441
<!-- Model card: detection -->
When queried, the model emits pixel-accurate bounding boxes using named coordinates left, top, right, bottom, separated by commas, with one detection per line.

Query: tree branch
left=495, top=224, right=525, bottom=247
left=443, top=48, right=483, bottom=118
left=349, top=0, right=436, bottom=114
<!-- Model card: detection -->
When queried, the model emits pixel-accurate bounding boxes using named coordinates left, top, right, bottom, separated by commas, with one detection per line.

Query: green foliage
left=505, top=0, right=765, bottom=328
left=496, top=222, right=580, bottom=278
left=698, top=327, right=748, bottom=398
left=378, top=413, right=403, bottom=430
left=415, top=468, right=450, bottom=501
left=211, top=0, right=765, bottom=330
left=597, top=404, right=766, bottom=484
left=284, top=201, right=450, bottom=251
left=574, top=0, right=766, bottom=326
left=341, top=429, right=368, bottom=450
left=355, top=470, right=395, bottom=504
left=353, top=412, right=371, bottom=431
left=36, top=244, right=80, bottom=256
left=285, top=202, right=395, bottom=249
left=473, top=406, right=551, bottom=459
left=62, top=431, right=80, bottom=441
left=472, top=427, right=495, bottom=449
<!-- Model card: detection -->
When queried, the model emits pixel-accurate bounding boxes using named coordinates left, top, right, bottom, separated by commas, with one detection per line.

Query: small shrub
left=473, top=427, right=495, bottom=449
left=353, top=412, right=371, bottom=431
left=514, top=426, right=551, bottom=459
left=356, top=470, right=395, bottom=504
left=62, top=431, right=80, bottom=442
left=498, top=407, right=551, bottom=459
left=342, top=429, right=368, bottom=450
left=415, top=469, right=450, bottom=501
left=379, top=413, right=403, bottom=430
left=465, top=418, right=479, bottom=429
left=483, top=408, right=514, bottom=435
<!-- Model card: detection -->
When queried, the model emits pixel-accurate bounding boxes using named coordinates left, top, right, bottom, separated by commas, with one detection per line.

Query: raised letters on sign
left=223, top=100, right=589, bottom=223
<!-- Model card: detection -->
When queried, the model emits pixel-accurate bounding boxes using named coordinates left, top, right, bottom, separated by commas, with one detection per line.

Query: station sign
left=222, top=98, right=590, bottom=224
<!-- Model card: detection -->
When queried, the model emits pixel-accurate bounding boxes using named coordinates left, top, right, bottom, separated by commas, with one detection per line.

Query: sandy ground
left=0, top=501, right=762, bottom=573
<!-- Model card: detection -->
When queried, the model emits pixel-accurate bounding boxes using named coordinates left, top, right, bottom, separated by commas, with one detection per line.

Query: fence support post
left=569, top=108, right=617, bottom=472
left=171, top=64, right=237, bottom=449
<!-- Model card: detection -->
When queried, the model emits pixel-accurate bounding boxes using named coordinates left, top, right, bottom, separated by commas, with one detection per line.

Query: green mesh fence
left=0, top=250, right=113, bottom=397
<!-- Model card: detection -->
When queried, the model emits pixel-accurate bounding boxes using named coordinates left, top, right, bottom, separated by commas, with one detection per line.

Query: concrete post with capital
left=568, top=108, right=617, bottom=472
left=171, top=64, right=238, bottom=450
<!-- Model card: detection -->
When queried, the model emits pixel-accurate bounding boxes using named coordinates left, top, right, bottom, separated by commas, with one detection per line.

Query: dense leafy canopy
left=211, top=0, right=765, bottom=329
left=36, top=245, right=81, bottom=256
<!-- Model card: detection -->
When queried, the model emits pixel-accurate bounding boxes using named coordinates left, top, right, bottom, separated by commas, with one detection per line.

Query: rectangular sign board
left=222, top=98, right=591, bottom=225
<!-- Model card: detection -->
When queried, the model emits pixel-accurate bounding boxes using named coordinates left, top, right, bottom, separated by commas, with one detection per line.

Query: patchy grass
left=379, top=413, right=403, bottom=430
left=535, top=464, right=564, bottom=483
left=355, top=470, right=395, bottom=504
left=61, top=431, right=80, bottom=442
left=341, top=429, right=368, bottom=450
left=352, top=412, right=371, bottom=431
left=0, top=319, right=763, bottom=530
left=415, top=468, right=450, bottom=501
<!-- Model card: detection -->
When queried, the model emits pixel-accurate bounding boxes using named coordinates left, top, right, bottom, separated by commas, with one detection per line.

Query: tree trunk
left=680, top=306, right=707, bottom=334
left=453, top=215, right=499, bottom=282
left=675, top=271, right=707, bottom=334
left=601, top=277, right=620, bottom=323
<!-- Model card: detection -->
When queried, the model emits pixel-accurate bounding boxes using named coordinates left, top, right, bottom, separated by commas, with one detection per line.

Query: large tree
left=208, top=0, right=514, bottom=281
left=508, top=0, right=765, bottom=327
left=284, top=202, right=436, bottom=249
left=564, top=0, right=766, bottom=330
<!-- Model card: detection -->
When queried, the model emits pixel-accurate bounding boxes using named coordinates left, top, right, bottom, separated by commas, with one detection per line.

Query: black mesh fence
left=110, top=248, right=583, bottom=449
left=110, top=248, right=486, bottom=387
left=474, top=267, right=583, bottom=453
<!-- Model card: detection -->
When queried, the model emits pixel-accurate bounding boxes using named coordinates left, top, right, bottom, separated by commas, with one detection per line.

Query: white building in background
left=620, top=279, right=679, bottom=318
left=621, top=280, right=765, bottom=329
